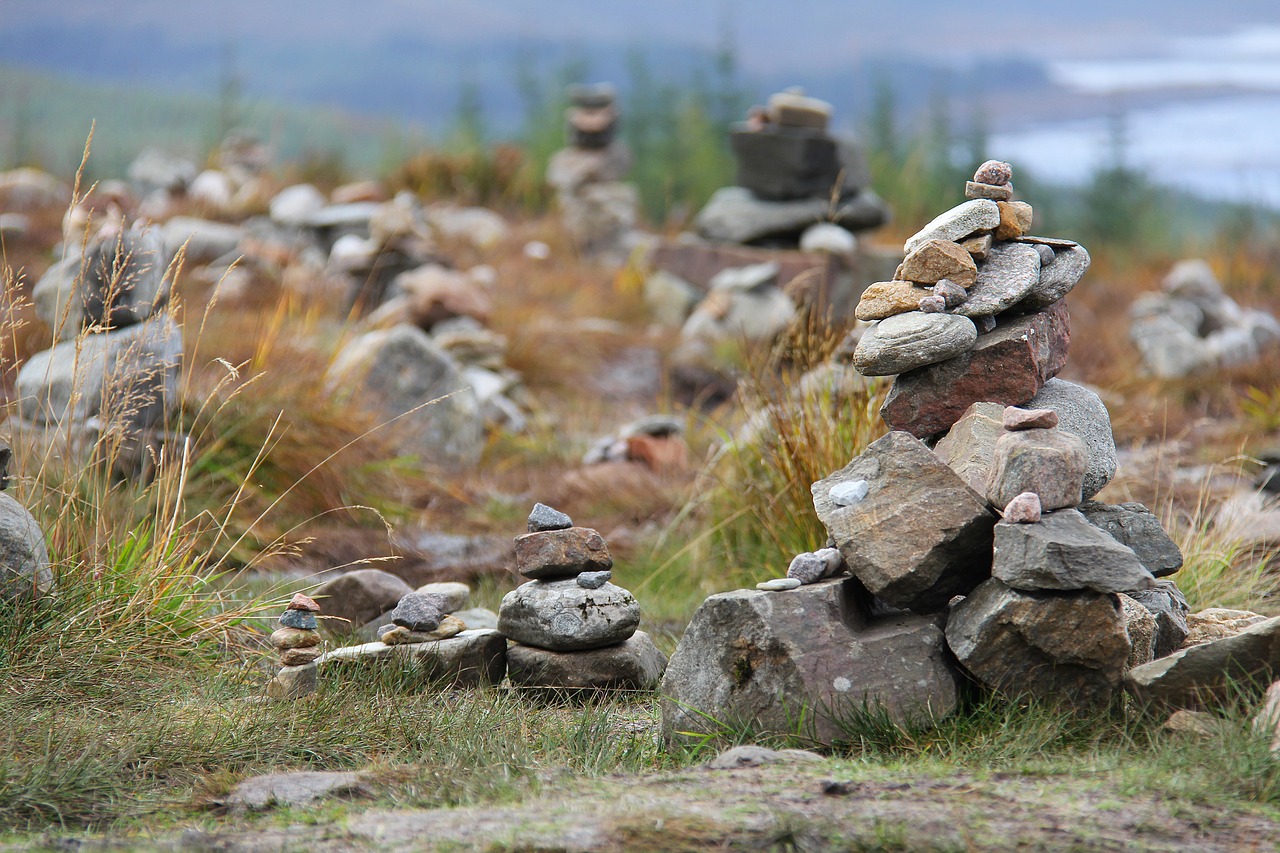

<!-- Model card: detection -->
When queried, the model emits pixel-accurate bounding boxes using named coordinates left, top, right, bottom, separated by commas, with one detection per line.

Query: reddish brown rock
left=288, top=593, right=321, bottom=613
left=880, top=300, right=1071, bottom=438
left=1003, top=406, right=1059, bottom=431
left=515, top=527, right=613, bottom=580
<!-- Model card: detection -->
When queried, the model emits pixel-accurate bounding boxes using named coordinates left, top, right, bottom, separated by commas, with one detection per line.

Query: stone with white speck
left=830, top=479, right=870, bottom=506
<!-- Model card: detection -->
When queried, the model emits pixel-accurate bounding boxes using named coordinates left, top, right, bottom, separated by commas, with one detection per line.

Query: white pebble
left=757, top=578, right=801, bottom=591
left=830, top=480, right=870, bottom=506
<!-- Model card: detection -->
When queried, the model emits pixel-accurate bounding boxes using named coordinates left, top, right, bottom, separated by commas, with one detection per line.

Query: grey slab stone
left=1014, top=242, right=1091, bottom=312
left=498, top=580, right=639, bottom=651
left=223, top=771, right=370, bottom=811
left=1078, top=501, right=1183, bottom=579
left=853, top=312, right=978, bottom=377
left=507, top=631, right=667, bottom=693
left=954, top=243, right=1043, bottom=319
left=992, top=510, right=1155, bottom=594
left=903, top=199, right=1000, bottom=255
left=1125, top=616, right=1280, bottom=708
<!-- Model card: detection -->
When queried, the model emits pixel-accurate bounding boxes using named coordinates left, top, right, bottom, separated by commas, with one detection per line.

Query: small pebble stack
left=498, top=503, right=667, bottom=692
left=267, top=593, right=323, bottom=700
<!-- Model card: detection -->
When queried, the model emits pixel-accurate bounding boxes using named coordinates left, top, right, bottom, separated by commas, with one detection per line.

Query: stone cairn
left=267, top=593, right=324, bottom=700
left=545, top=83, right=638, bottom=261
left=1130, top=258, right=1280, bottom=379
left=662, top=161, right=1204, bottom=745
left=497, top=503, right=667, bottom=693
left=16, top=222, right=183, bottom=479
left=691, top=88, right=888, bottom=248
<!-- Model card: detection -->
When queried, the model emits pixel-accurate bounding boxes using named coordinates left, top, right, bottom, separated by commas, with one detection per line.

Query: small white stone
left=833, top=676, right=852, bottom=692
left=830, top=480, right=870, bottom=506
left=757, top=578, right=801, bottom=591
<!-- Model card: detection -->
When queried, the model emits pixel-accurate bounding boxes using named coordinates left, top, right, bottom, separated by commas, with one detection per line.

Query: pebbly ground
left=13, top=760, right=1280, bottom=852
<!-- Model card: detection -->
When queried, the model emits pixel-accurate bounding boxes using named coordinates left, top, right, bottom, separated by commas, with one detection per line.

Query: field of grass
left=2, top=138, right=1280, bottom=848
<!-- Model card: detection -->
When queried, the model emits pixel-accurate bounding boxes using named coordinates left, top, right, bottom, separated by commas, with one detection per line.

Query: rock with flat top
left=516, top=527, right=613, bottom=580
left=900, top=239, right=977, bottom=287
left=1125, top=616, right=1280, bottom=708
left=853, top=312, right=977, bottom=377
left=498, top=580, right=639, bottom=651
left=507, top=631, right=667, bottom=693
left=1077, top=501, right=1182, bottom=579
left=904, top=200, right=1000, bottom=255
left=992, top=509, right=1155, bottom=593
left=986, top=427, right=1089, bottom=511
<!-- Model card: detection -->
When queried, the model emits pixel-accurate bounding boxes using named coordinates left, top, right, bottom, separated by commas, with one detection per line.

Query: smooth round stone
left=498, top=580, right=639, bottom=652
left=528, top=502, right=573, bottom=532
left=279, top=609, right=318, bottom=630
left=853, top=312, right=978, bottom=377
left=1003, top=407, right=1059, bottom=431
left=1003, top=492, right=1043, bottom=524
left=270, top=627, right=321, bottom=650
left=414, top=581, right=470, bottom=613
left=974, top=160, right=1013, bottom=185
left=934, top=279, right=968, bottom=309
left=757, top=578, right=801, bottom=591
left=577, top=570, right=612, bottom=589
left=830, top=479, right=870, bottom=506
left=918, top=295, right=946, bottom=313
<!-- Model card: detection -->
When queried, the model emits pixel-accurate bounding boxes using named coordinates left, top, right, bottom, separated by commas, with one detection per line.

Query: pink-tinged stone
left=1003, top=407, right=1059, bottom=431
left=986, top=428, right=1088, bottom=511
left=974, top=160, right=1013, bottom=186
left=288, top=593, right=321, bottom=613
left=965, top=180, right=1013, bottom=201
left=1003, top=492, right=1043, bottom=524
left=881, top=300, right=1071, bottom=437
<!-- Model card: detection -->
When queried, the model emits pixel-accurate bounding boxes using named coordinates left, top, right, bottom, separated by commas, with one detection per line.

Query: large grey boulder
left=1077, top=501, right=1183, bottom=578
left=507, top=631, right=667, bottom=693
left=162, top=216, right=244, bottom=266
left=498, top=579, right=639, bottom=652
left=313, top=569, right=413, bottom=633
left=1125, top=616, right=1280, bottom=708
left=1024, top=379, right=1117, bottom=500
left=33, top=257, right=85, bottom=342
left=946, top=578, right=1131, bottom=707
left=80, top=227, right=170, bottom=330
left=0, top=493, right=52, bottom=601
left=992, top=510, right=1155, bottom=594
left=326, top=324, right=483, bottom=468
left=661, top=578, right=962, bottom=746
left=812, top=431, right=996, bottom=612
left=15, top=314, right=182, bottom=434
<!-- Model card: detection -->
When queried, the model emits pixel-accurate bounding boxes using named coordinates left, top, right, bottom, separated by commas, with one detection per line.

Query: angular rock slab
left=992, top=510, right=1155, bottom=594
left=945, top=578, right=1131, bottom=708
left=934, top=401, right=1005, bottom=495
left=661, top=578, right=962, bottom=747
left=1078, top=501, right=1183, bottom=578
left=881, top=300, right=1070, bottom=438
left=904, top=199, right=1000, bottom=255
left=1013, top=241, right=1091, bottom=312
left=1025, top=379, right=1117, bottom=500
left=498, top=580, right=639, bottom=651
left=1122, top=580, right=1189, bottom=658
left=985, top=427, right=1089, bottom=511
left=507, top=631, right=667, bottom=693
left=317, top=629, right=507, bottom=687
left=852, top=312, right=977, bottom=377
left=515, top=527, right=613, bottom=580
left=1125, top=616, right=1280, bottom=709
left=223, top=771, right=371, bottom=812
left=955, top=243, right=1043, bottom=318
left=813, top=431, right=996, bottom=613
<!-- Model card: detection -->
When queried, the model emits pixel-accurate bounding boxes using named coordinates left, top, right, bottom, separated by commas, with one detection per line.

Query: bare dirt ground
left=19, top=760, right=1280, bottom=852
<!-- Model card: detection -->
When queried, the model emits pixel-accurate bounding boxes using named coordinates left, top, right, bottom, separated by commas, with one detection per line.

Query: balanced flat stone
left=661, top=578, right=962, bottom=747
left=1013, top=242, right=1091, bottom=312
left=1025, top=379, right=1117, bottom=500
left=515, top=527, right=613, bottom=580
left=904, top=199, right=1000, bottom=255
left=498, top=580, right=639, bottom=651
left=317, top=629, right=507, bottom=687
left=881, top=300, right=1071, bottom=437
left=812, top=431, right=996, bottom=612
left=855, top=280, right=931, bottom=321
left=985, top=427, right=1089, bottom=511
left=386, top=591, right=448, bottom=632
left=1078, top=501, right=1183, bottom=578
left=1125, top=616, right=1280, bottom=709
left=933, top=402, right=1005, bottom=495
left=694, top=187, right=889, bottom=245
left=946, top=578, right=1131, bottom=708
left=507, top=631, right=667, bottom=693
left=853, top=312, right=978, bottom=377
left=954, top=243, right=1042, bottom=318
left=992, top=509, right=1156, bottom=593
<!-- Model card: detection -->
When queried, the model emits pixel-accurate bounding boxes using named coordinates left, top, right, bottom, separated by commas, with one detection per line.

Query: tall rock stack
left=662, top=163, right=1195, bottom=744
left=14, top=223, right=182, bottom=478
left=498, top=504, right=667, bottom=693
left=267, top=594, right=323, bottom=700
left=545, top=83, right=638, bottom=261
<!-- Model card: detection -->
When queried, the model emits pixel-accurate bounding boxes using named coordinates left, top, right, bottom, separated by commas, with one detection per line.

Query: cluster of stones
left=497, top=504, right=667, bottom=692
left=267, top=594, right=324, bottom=700
left=18, top=222, right=183, bottom=478
left=692, top=89, right=888, bottom=247
left=660, top=164, right=1230, bottom=745
left=545, top=83, right=638, bottom=261
left=1130, top=258, right=1280, bottom=379
left=851, top=161, right=1091, bottom=437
